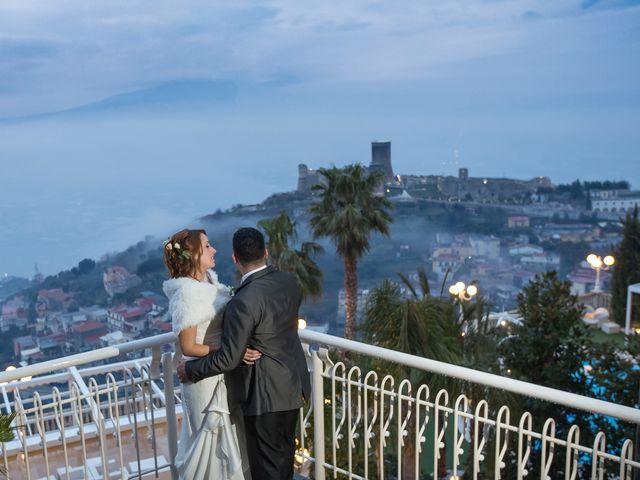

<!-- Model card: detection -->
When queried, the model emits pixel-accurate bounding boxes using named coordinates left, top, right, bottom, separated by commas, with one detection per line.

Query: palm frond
left=0, top=412, right=16, bottom=443
left=397, top=272, right=418, bottom=300
left=258, top=211, right=323, bottom=301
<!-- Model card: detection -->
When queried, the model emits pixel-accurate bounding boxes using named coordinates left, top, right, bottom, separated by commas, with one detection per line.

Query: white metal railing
left=0, top=330, right=638, bottom=479
left=300, top=330, right=640, bottom=480
left=0, top=334, right=180, bottom=480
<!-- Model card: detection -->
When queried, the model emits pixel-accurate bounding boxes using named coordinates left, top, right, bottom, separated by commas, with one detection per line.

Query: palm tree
left=364, top=270, right=515, bottom=479
left=0, top=412, right=16, bottom=478
left=455, top=295, right=517, bottom=477
left=309, top=165, right=393, bottom=339
left=258, top=211, right=324, bottom=300
left=363, top=270, right=463, bottom=479
left=365, top=270, right=462, bottom=368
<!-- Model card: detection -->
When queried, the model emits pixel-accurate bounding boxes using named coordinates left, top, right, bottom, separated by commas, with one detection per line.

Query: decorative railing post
left=162, top=351, right=179, bottom=480
left=312, top=347, right=327, bottom=480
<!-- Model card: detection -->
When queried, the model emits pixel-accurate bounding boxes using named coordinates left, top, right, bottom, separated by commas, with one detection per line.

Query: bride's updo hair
left=163, top=229, right=207, bottom=279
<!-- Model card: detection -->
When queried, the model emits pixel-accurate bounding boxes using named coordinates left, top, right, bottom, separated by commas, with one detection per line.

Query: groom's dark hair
left=233, top=227, right=266, bottom=265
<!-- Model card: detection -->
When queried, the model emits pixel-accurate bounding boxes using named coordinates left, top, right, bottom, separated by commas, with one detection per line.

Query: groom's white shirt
left=240, top=265, right=268, bottom=284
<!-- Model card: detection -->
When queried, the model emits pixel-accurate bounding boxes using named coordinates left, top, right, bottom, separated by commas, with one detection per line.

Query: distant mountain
left=1, top=80, right=237, bottom=123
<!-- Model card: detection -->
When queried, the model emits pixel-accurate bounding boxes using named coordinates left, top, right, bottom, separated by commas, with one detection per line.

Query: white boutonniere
left=229, top=286, right=236, bottom=297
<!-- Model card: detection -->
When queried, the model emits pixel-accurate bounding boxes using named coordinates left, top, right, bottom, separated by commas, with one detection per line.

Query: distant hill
left=1, top=80, right=237, bottom=123
left=0, top=188, right=520, bottom=330
left=0, top=276, right=33, bottom=302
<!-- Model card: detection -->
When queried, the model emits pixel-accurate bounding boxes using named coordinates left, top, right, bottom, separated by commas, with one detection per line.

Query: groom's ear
left=231, top=253, right=239, bottom=265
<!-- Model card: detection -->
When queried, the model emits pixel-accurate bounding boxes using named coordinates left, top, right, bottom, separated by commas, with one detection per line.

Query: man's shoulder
left=266, top=269, right=300, bottom=290
left=248, top=267, right=295, bottom=283
left=271, top=268, right=296, bottom=280
left=239, top=269, right=299, bottom=294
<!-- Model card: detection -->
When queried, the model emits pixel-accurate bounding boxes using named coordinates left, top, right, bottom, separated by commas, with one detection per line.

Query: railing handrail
left=0, top=332, right=177, bottom=384
left=2, top=330, right=638, bottom=425
left=299, top=329, right=640, bottom=425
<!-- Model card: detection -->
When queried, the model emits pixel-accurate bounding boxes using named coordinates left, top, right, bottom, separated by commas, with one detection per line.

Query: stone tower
left=297, top=164, right=322, bottom=193
left=369, top=141, right=394, bottom=183
left=297, top=164, right=310, bottom=192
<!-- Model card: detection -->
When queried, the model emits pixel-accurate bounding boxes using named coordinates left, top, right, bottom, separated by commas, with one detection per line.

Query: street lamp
left=448, top=281, right=478, bottom=301
left=586, top=254, right=615, bottom=293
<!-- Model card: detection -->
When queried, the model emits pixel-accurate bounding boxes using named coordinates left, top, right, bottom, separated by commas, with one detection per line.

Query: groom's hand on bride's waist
left=176, top=347, right=262, bottom=384
left=242, top=347, right=262, bottom=365
left=176, top=360, right=191, bottom=384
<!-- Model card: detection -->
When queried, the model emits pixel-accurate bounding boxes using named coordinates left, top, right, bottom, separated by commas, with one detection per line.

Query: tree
left=310, top=164, right=393, bottom=339
left=77, top=258, right=96, bottom=275
left=502, top=271, right=587, bottom=392
left=569, top=179, right=585, bottom=201
left=258, top=211, right=324, bottom=301
left=363, top=270, right=514, bottom=478
left=611, top=206, right=640, bottom=326
left=587, top=339, right=640, bottom=448
left=136, top=256, right=165, bottom=277
left=362, top=269, right=462, bottom=479
left=363, top=270, right=462, bottom=370
left=500, top=271, right=589, bottom=477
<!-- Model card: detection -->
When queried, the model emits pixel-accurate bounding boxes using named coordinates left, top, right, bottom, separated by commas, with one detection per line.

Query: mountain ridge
left=0, top=80, right=237, bottom=124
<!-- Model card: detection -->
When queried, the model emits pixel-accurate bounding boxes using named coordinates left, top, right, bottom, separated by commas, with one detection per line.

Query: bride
left=162, top=228, right=258, bottom=480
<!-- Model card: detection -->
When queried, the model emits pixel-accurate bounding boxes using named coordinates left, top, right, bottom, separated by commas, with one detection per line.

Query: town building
left=0, top=296, right=28, bottom=331
left=469, top=235, right=501, bottom=260
left=103, top=266, right=141, bottom=297
left=336, top=288, right=370, bottom=333
left=37, top=288, right=74, bottom=312
left=107, top=305, right=147, bottom=333
left=72, top=321, right=108, bottom=349
left=592, top=191, right=640, bottom=215
left=507, top=215, right=530, bottom=229
left=508, top=244, right=544, bottom=257
left=537, top=223, right=601, bottom=242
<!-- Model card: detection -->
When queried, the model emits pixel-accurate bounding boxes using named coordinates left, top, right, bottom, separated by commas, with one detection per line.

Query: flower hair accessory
left=163, top=238, right=192, bottom=261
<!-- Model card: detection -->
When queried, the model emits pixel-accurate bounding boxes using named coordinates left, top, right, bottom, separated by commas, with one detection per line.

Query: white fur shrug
left=162, top=271, right=231, bottom=334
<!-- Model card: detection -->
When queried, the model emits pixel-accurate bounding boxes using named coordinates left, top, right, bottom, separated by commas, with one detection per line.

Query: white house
left=469, top=235, right=501, bottom=260
left=592, top=193, right=640, bottom=215
left=508, top=244, right=544, bottom=256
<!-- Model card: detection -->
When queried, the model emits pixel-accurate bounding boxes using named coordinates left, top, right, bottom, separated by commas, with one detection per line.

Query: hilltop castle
left=298, top=141, right=394, bottom=193
left=297, top=141, right=551, bottom=203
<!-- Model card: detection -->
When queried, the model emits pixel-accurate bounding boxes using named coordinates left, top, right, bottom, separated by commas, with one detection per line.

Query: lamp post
left=448, top=281, right=478, bottom=302
left=586, top=254, right=615, bottom=293
left=449, top=281, right=478, bottom=331
left=625, top=283, right=640, bottom=335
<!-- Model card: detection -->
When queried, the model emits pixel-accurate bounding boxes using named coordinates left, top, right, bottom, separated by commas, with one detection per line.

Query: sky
left=1, top=0, right=639, bottom=277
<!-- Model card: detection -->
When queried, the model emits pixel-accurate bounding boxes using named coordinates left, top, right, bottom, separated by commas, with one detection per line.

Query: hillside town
left=1, top=142, right=638, bottom=367
left=2, top=268, right=171, bottom=366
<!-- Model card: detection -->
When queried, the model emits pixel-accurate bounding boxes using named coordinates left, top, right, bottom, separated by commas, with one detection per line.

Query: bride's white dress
left=163, top=271, right=249, bottom=480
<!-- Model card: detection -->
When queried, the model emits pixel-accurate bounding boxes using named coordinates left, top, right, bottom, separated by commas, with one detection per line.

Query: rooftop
left=72, top=320, right=107, bottom=333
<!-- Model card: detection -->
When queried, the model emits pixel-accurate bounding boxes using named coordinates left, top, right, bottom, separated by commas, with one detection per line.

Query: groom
left=177, top=227, right=311, bottom=480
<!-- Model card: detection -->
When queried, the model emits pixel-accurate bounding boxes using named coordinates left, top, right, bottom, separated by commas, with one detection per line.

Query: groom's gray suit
left=184, top=265, right=311, bottom=479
